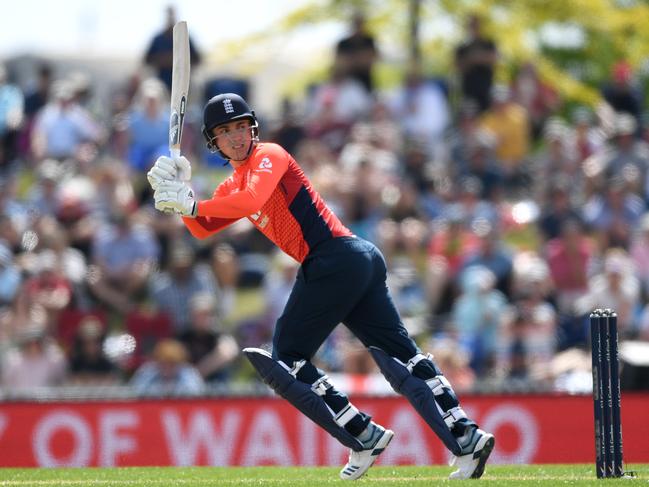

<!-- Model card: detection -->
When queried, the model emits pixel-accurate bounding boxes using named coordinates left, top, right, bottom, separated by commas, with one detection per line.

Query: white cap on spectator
left=615, top=113, right=636, bottom=136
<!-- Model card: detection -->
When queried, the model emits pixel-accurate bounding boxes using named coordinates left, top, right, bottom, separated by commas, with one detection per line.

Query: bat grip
left=170, top=148, right=181, bottom=159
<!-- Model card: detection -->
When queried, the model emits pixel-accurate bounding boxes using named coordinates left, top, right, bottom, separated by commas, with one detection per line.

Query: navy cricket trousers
left=272, top=236, right=419, bottom=372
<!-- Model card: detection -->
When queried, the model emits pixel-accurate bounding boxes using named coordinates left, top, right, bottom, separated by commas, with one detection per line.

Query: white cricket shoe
left=340, top=423, right=394, bottom=480
left=449, top=428, right=495, bottom=480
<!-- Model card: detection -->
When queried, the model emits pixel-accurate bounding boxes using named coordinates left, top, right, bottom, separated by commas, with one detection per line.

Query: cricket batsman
left=147, top=93, right=495, bottom=480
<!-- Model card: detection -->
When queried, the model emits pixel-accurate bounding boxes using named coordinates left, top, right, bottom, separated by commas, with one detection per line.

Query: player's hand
left=154, top=180, right=197, bottom=217
left=147, top=155, right=192, bottom=190
left=175, top=155, right=192, bottom=182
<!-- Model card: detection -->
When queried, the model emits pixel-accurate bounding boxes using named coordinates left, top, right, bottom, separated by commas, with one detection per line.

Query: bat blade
left=169, top=21, right=190, bottom=158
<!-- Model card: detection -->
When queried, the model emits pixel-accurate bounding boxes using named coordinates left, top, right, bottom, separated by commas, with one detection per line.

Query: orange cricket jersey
left=182, top=143, right=352, bottom=263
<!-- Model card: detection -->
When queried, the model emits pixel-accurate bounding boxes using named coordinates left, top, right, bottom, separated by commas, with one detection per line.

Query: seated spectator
left=26, top=160, right=64, bottom=219
left=479, top=84, right=530, bottom=190
left=460, top=223, right=514, bottom=298
left=0, top=63, right=24, bottom=171
left=31, top=79, right=103, bottom=161
left=544, top=218, right=592, bottom=315
left=425, top=215, right=481, bottom=315
left=571, top=107, right=605, bottom=163
left=537, top=179, right=584, bottom=242
left=532, top=118, right=582, bottom=203
left=0, top=240, right=20, bottom=307
left=15, top=250, right=72, bottom=331
left=209, top=243, right=239, bottom=321
left=456, top=131, right=504, bottom=202
left=150, top=243, right=219, bottom=333
left=125, top=78, right=169, bottom=172
left=576, top=248, right=640, bottom=337
left=122, top=293, right=172, bottom=371
left=1, top=323, right=67, bottom=391
left=451, top=265, right=508, bottom=376
left=177, top=293, right=238, bottom=383
left=586, top=114, right=649, bottom=201
left=511, top=61, right=560, bottom=139
left=88, top=205, right=159, bottom=313
left=305, top=63, right=373, bottom=152
left=582, top=176, right=645, bottom=249
left=67, top=316, right=119, bottom=385
left=387, top=62, right=450, bottom=157
left=629, top=212, right=649, bottom=295
left=129, top=338, right=205, bottom=396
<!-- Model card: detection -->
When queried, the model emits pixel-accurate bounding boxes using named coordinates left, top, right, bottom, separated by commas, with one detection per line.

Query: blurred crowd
left=1, top=10, right=649, bottom=398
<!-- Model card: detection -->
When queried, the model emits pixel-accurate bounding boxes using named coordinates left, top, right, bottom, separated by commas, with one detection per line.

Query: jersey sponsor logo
left=223, top=99, right=234, bottom=113
left=255, top=157, right=273, bottom=174
left=249, top=210, right=269, bottom=228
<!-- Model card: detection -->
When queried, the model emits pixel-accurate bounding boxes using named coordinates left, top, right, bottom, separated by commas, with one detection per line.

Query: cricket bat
left=169, top=21, right=190, bottom=159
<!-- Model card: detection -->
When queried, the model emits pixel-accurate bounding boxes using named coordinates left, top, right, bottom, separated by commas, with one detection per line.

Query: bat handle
left=170, top=148, right=181, bottom=159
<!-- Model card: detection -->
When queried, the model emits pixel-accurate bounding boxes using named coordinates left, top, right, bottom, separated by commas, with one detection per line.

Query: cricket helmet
left=202, top=93, right=259, bottom=158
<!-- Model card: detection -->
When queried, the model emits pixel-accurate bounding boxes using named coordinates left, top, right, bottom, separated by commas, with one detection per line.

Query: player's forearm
left=197, top=188, right=264, bottom=218
left=182, top=215, right=237, bottom=239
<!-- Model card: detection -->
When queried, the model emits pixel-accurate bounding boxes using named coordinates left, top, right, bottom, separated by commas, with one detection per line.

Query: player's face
left=213, top=119, right=254, bottom=162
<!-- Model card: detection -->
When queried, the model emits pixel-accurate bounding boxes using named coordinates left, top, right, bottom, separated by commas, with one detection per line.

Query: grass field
left=0, top=465, right=645, bottom=486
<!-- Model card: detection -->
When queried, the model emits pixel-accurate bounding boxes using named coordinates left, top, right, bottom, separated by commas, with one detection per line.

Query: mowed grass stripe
left=0, top=465, right=645, bottom=486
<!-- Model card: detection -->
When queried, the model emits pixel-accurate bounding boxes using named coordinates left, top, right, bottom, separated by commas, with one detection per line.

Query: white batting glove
left=147, top=155, right=192, bottom=190
left=154, top=180, right=197, bottom=217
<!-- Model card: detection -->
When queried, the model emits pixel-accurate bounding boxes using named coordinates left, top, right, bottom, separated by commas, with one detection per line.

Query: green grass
left=0, top=465, right=646, bottom=486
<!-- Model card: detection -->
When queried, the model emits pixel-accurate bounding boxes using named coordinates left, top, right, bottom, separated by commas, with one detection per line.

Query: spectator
left=388, top=62, right=450, bottom=157
left=601, top=61, right=643, bottom=130
left=143, top=6, right=201, bottom=91
left=629, top=213, right=649, bottom=295
left=577, top=248, right=640, bottom=336
left=459, top=224, right=514, bottom=298
left=582, top=176, right=645, bottom=249
left=67, top=316, right=119, bottom=385
left=23, top=63, right=52, bottom=118
left=334, top=11, right=378, bottom=93
left=511, top=62, right=560, bottom=139
left=125, top=78, right=169, bottom=172
left=150, top=242, right=219, bottom=333
left=305, top=64, right=373, bottom=152
left=537, top=179, right=584, bottom=242
left=15, top=250, right=73, bottom=331
left=592, top=114, right=649, bottom=202
left=130, top=338, right=205, bottom=396
left=26, top=160, right=64, bottom=219
left=479, top=84, right=531, bottom=191
left=1, top=323, right=67, bottom=391
left=425, top=215, right=481, bottom=316
left=452, top=265, right=508, bottom=376
left=454, top=14, right=498, bottom=113
left=544, top=218, right=592, bottom=315
left=88, top=206, right=159, bottom=313
left=177, top=292, right=238, bottom=383
left=456, top=130, right=504, bottom=202
left=0, top=63, right=24, bottom=172
left=571, top=107, right=605, bottom=163
left=31, top=80, right=103, bottom=161
left=532, top=118, right=581, bottom=202
left=0, top=240, right=20, bottom=307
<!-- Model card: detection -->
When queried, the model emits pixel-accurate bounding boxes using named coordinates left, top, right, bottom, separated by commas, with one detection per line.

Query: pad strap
left=404, top=353, right=433, bottom=373
left=443, top=406, right=467, bottom=428
left=426, top=375, right=451, bottom=396
left=311, top=375, right=332, bottom=396
left=334, top=403, right=361, bottom=427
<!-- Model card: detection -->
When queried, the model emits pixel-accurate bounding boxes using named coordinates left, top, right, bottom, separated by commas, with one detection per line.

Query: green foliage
left=206, top=0, right=649, bottom=108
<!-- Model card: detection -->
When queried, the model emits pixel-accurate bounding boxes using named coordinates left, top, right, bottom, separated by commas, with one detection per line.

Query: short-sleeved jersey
left=182, top=143, right=352, bottom=263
